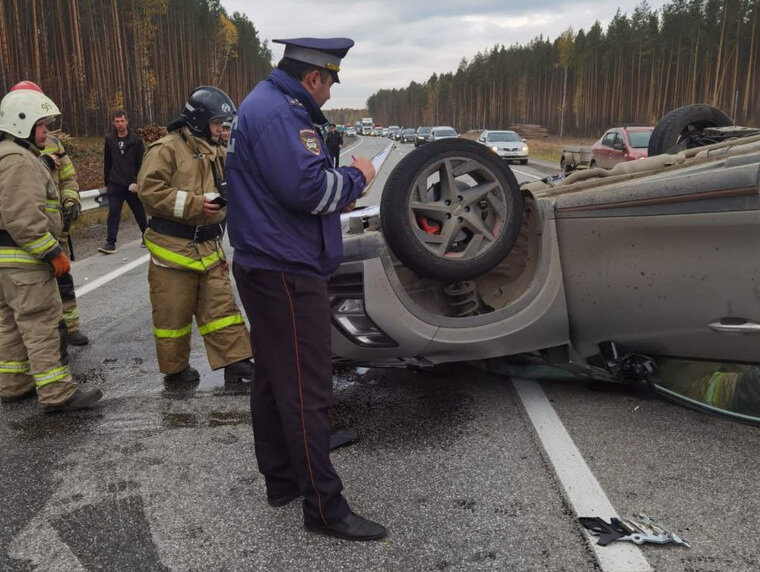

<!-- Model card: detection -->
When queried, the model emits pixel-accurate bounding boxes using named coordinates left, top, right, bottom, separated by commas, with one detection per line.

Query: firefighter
left=9, top=81, right=88, bottom=346
left=0, top=87, right=103, bottom=412
left=137, top=86, right=254, bottom=385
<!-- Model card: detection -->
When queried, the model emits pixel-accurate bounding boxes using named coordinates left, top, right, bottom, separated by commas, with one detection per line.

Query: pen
left=351, top=155, right=357, bottom=162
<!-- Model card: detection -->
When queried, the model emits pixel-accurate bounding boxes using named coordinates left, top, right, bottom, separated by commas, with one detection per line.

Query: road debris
left=579, top=513, right=690, bottom=548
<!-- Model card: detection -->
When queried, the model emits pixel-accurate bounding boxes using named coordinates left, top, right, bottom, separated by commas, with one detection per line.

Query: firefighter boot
left=224, top=359, right=254, bottom=383
left=164, top=366, right=200, bottom=384
left=42, top=387, right=104, bottom=414
left=68, top=331, right=90, bottom=346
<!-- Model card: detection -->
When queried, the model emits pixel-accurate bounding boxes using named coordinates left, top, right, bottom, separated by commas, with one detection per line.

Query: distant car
left=415, top=126, right=432, bottom=147
left=401, top=128, right=416, bottom=143
left=388, top=127, right=401, bottom=140
left=429, top=126, right=459, bottom=142
left=590, top=127, right=653, bottom=170
left=382, top=128, right=390, bottom=137
left=477, top=130, right=529, bottom=165
left=346, top=127, right=357, bottom=137
left=372, top=127, right=382, bottom=137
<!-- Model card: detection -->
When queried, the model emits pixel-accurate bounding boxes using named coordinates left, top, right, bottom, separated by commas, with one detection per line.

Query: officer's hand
left=351, top=157, right=375, bottom=185
left=50, top=252, right=71, bottom=277
left=128, top=183, right=138, bottom=193
left=342, top=201, right=356, bottom=213
left=203, top=199, right=221, bottom=217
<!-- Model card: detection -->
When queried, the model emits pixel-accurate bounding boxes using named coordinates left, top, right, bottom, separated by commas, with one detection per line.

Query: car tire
left=589, top=159, right=597, bottom=169
left=380, top=138, right=524, bottom=283
left=647, top=103, right=733, bottom=156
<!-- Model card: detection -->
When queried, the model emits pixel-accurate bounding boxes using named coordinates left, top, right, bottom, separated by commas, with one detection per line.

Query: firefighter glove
left=63, top=201, right=81, bottom=227
left=50, top=252, right=71, bottom=277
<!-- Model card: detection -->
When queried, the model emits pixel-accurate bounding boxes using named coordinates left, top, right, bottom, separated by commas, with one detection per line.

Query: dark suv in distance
left=400, top=128, right=416, bottom=143
left=415, top=126, right=432, bottom=147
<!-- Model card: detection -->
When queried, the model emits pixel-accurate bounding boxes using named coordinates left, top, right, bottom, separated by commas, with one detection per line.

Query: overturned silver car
left=331, top=105, right=760, bottom=423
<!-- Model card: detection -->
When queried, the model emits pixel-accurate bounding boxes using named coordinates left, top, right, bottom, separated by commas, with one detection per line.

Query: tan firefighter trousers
left=0, top=267, right=77, bottom=405
left=148, top=261, right=252, bottom=375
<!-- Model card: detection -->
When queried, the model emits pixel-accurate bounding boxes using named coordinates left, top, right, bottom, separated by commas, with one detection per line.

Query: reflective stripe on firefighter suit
left=41, top=135, right=82, bottom=333
left=0, top=137, right=76, bottom=405
left=137, top=126, right=252, bottom=375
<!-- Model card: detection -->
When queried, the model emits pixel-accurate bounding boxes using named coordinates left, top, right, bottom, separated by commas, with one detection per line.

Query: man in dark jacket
left=99, top=110, right=148, bottom=254
left=325, top=123, right=343, bottom=167
left=227, top=37, right=386, bottom=541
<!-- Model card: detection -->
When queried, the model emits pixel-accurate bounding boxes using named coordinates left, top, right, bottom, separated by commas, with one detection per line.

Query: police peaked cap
left=273, top=37, right=354, bottom=82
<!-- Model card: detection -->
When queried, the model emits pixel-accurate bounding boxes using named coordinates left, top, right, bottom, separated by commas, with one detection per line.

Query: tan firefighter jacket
left=40, top=135, right=80, bottom=208
left=138, top=126, right=227, bottom=272
left=0, top=137, right=63, bottom=269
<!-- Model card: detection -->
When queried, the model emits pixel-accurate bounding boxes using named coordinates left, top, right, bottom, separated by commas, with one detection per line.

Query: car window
left=418, top=127, right=432, bottom=135
left=435, top=128, right=457, bottom=137
left=627, top=131, right=652, bottom=148
left=487, top=132, right=520, bottom=142
left=602, top=132, right=617, bottom=147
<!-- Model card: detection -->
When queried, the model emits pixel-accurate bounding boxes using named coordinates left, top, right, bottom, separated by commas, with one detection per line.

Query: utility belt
left=0, top=229, right=18, bottom=247
left=149, top=217, right=224, bottom=242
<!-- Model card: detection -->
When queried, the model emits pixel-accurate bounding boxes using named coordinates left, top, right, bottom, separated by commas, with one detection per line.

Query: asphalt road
left=1, top=136, right=758, bottom=571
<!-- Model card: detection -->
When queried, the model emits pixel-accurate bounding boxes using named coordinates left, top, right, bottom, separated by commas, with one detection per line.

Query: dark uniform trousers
left=233, top=262, right=350, bottom=526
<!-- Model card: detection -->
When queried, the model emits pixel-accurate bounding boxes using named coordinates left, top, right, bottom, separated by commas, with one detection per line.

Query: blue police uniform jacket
left=226, top=69, right=367, bottom=279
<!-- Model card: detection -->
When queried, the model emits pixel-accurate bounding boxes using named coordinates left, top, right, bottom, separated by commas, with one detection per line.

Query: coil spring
left=443, top=281, right=479, bottom=317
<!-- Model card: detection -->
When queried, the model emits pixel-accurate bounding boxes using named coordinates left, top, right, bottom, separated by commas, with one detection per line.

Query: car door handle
left=709, top=320, right=760, bottom=334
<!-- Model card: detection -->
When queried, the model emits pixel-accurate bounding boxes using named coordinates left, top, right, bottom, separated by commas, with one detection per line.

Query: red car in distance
left=590, top=126, right=653, bottom=169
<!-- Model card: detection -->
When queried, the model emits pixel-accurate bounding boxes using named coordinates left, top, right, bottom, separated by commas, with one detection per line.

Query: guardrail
left=80, top=188, right=108, bottom=211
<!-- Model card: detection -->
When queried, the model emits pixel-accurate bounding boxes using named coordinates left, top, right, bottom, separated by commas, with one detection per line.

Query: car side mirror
left=521, top=139, right=527, bottom=143
left=478, top=137, right=485, bottom=142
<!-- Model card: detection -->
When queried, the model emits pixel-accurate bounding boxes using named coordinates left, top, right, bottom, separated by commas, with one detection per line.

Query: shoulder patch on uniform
left=299, top=129, right=321, bottom=156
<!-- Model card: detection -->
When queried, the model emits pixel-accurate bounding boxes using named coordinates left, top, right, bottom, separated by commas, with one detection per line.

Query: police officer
left=227, top=38, right=386, bottom=541
left=325, top=123, right=342, bottom=167
left=0, top=87, right=102, bottom=412
left=9, top=81, right=89, bottom=346
left=138, top=87, right=254, bottom=385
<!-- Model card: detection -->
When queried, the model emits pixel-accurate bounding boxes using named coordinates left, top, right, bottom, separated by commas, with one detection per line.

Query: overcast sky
left=221, top=0, right=669, bottom=110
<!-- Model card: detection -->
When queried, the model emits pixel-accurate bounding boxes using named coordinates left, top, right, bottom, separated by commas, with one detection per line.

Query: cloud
left=222, top=0, right=669, bottom=109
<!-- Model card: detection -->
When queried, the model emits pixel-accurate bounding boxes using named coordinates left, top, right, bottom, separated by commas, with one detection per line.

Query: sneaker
left=305, top=511, right=387, bottom=541
left=68, top=331, right=90, bottom=346
left=42, top=387, right=103, bottom=414
left=98, top=242, right=116, bottom=254
left=224, top=359, right=254, bottom=383
left=140, top=238, right=147, bottom=248
left=0, top=387, right=36, bottom=404
left=164, top=366, right=200, bottom=383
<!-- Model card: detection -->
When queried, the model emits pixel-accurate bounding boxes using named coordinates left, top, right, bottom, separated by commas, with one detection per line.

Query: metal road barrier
left=80, top=188, right=108, bottom=211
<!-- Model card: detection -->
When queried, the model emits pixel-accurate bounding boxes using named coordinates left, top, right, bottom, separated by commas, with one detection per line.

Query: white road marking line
left=511, top=167, right=542, bottom=180
left=512, top=378, right=652, bottom=572
left=340, top=138, right=363, bottom=157
left=76, top=254, right=150, bottom=297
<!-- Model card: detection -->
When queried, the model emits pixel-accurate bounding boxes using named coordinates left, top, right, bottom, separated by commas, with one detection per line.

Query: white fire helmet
left=0, top=89, right=60, bottom=139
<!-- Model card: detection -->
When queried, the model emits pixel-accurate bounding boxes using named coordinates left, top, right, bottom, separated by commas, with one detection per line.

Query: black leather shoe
left=305, top=511, right=387, bottom=541
left=68, top=331, right=90, bottom=346
left=164, top=366, right=200, bottom=383
left=267, top=492, right=301, bottom=507
left=42, top=388, right=103, bottom=414
left=0, top=387, right=36, bottom=404
left=224, top=359, right=254, bottom=383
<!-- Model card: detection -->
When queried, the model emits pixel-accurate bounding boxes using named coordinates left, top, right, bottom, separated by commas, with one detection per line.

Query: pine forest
left=367, top=0, right=760, bottom=136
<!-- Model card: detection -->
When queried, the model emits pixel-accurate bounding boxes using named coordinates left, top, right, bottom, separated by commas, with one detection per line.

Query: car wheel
left=589, top=159, right=597, bottom=169
left=647, top=103, right=733, bottom=156
left=380, top=138, right=524, bottom=282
